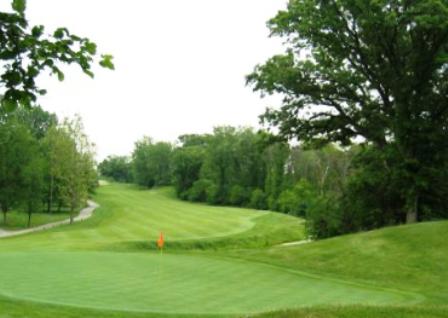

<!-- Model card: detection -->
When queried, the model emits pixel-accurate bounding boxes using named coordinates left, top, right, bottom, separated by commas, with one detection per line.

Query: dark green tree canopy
left=248, top=0, right=448, bottom=148
left=248, top=0, right=448, bottom=222
left=0, top=0, right=114, bottom=112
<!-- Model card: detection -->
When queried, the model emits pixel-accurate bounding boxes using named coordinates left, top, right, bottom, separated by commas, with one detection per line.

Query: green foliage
left=305, top=195, right=342, bottom=239
left=248, top=0, right=448, bottom=229
left=98, top=156, right=132, bottom=183
left=171, top=145, right=205, bottom=198
left=132, top=138, right=173, bottom=188
left=228, top=185, right=250, bottom=206
left=0, top=109, right=96, bottom=227
left=0, top=120, right=35, bottom=221
left=187, top=179, right=215, bottom=202
left=0, top=0, right=114, bottom=111
left=249, top=188, right=267, bottom=210
left=278, top=179, right=317, bottom=217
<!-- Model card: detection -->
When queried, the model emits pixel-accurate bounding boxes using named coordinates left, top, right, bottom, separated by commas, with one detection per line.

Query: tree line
left=96, top=128, right=356, bottom=238
left=0, top=107, right=96, bottom=226
left=101, top=0, right=448, bottom=239
left=101, top=123, right=448, bottom=238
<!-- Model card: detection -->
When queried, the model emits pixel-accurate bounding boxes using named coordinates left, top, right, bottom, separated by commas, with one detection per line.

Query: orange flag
left=157, top=232, right=164, bottom=249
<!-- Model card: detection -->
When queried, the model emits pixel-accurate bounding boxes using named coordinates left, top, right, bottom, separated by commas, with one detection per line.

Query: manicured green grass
left=0, top=182, right=447, bottom=317
left=0, top=210, right=69, bottom=230
left=226, top=221, right=448, bottom=306
left=0, top=183, right=304, bottom=252
left=0, top=252, right=413, bottom=315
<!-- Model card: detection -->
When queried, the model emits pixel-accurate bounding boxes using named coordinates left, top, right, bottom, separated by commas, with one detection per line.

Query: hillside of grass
left=227, top=221, right=448, bottom=306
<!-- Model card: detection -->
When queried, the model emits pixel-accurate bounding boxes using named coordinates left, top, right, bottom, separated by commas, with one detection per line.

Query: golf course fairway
left=0, top=182, right=446, bottom=317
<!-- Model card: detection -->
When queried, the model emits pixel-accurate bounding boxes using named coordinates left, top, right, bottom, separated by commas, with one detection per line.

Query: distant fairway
left=0, top=183, right=303, bottom=251
left=0, top=183, right=445, bottom=317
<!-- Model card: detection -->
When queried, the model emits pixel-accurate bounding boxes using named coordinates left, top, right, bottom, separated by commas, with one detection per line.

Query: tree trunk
left=2, top=203, right=7, bottom=224
left=48, top=176, right=54, bottom=214
left=406, top=194, right=418, bottom=224
left=70, top=206, right=74, bottom=224
left=28, top=211, right=32, bottom=228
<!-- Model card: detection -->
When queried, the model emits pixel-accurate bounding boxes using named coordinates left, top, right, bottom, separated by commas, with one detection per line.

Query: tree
left=61, top=116, right=97, bottom=223
left=171, top=146, right=205, bottom=199
left=98, top=156, right=133, bottom=183
left=132, top=138, right=173, bottom=188
left=263, top=143, right=289, bottom=210
left=0, top=0, right=114, bottom=112
left=0, top=120, right=35, bottom=223
left=5, top=105, right=57, bottom=139
left=22, top=154, right=45, bottom=227
left=41, top=126, right=70, bottom=213
left=248, top=0, right=448, bottom=223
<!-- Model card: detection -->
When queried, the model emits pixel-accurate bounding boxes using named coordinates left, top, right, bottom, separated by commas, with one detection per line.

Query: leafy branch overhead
left=0, top=0, right=114, bottom=112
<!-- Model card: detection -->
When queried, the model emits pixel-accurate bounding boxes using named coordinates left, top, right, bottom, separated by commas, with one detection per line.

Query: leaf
left=1, top=99, right=18, bottom=112
left=12, top=0, right=26, bottom=14
left=57, top=71, right=64, bottom=81
left=100, top=54, right=115, bottom=70
left=84, top=42, right=97, bottom=55
left=32, top=25, right=44, bottom=38
left=53, top=28, right=69, bottom=39
left=52, top=67, right=65, bottom=81
left=83, top=69, right=94, bottom=78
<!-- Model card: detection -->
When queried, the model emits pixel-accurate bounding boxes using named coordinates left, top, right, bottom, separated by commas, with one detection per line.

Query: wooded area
left=0, top=107, right=96, bottom=226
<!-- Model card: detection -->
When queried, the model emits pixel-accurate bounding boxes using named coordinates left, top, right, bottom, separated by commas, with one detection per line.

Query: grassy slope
left=0, top=183, right=447, bottom=317
left=227, top=221, right=448, bottom=305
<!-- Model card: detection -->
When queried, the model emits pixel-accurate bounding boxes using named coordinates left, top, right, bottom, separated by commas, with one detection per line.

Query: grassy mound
left=228, top=221, right=448, bottom=306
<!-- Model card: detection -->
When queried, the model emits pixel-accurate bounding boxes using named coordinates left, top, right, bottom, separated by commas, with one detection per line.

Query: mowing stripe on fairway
left=0, top=184, right=303, bottom=252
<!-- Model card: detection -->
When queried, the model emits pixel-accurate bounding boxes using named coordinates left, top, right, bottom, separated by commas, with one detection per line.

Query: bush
left=187, top=179, right=214, bottom=202
left=278, top=179, right=317, bottom=217
left=228, top=185, right=250, bottom=206
left=305, top=195, right=342, bottom=239
left=249, top=189, right=267, bottom=210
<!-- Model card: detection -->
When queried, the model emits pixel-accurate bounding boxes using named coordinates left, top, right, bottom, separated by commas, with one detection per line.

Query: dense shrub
left=249, top=189, right=267, bottom=210
left=228, top=185, right=250, bottom=206
left=278, top=179, right=317, bottom=217
left=305, top=195, right=342, bottom=239
left=187, top=179, right=214, bottom=202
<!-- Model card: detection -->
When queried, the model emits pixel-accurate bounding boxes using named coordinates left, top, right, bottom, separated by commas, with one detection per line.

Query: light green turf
left=0, top=183, right=304, bottom=252
left=227, top=221, right=448, bottom=307
left=0, top=252, right=415, bottom=315
left=0, top=183, right=446, bottom=317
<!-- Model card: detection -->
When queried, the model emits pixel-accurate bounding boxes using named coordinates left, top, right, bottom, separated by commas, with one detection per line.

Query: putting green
left=0, top=252, right=414, bottom=314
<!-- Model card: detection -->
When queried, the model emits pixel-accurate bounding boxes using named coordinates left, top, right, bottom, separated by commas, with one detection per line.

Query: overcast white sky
left=5, top=1, right=288, bottom=160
